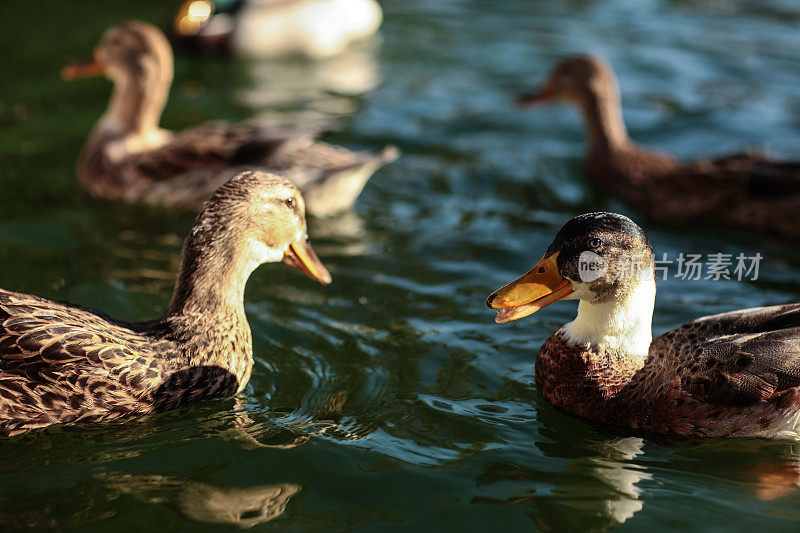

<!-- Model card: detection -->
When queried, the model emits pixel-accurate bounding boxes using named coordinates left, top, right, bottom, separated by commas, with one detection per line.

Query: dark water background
left=3, top=0, right=800, bottom=530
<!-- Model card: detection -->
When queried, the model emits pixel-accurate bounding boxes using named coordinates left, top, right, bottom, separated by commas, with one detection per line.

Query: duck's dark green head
left=487, top=212, right=654, bottom=323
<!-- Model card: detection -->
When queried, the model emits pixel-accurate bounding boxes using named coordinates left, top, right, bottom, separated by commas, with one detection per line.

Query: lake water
left=2, top=0, right=800, bottom=530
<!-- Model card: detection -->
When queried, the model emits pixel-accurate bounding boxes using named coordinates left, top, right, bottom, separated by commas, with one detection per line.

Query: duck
left=0, top=170, right=331, bottom=438
left=487, top=212, right=800, bottom=438
left=518, top=56, right=800, bottom=236
left=62, top=21, right=397, bottom=216
left=172, top=0, right=384, bottom=58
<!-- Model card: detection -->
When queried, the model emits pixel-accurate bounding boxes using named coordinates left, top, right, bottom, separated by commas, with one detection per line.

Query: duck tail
left=302, top=147, right=397, bottom=216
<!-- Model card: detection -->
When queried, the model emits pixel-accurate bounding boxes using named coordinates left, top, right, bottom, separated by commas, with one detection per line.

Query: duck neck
left=562, top=278, right=655, bottom=369
left=165, top=232, right=276, bottom=320
left=100, top=72, right=169, bottom=137
left=579, top=86, right=629, bottom=154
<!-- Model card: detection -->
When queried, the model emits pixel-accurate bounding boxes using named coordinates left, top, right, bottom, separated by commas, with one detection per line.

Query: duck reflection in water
left=473, top=436, right=651, bottom=530
left=750, top=460, right=800, bottom=501
left=651, top=437, right=800, bottom=503
left=224, top=391, right=372, bottom=449
left=101, top=473, right=300, bottom=528
left=237, top=41, right=383, bottom=131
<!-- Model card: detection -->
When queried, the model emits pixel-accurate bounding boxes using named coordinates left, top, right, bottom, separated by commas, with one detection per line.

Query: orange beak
left=282, top=238, right=332, bottom=285
left=516, top=85, right=558, bottom=106
left=487, top=252, right=573, bottom=324
left=61, top=57, right=104, bottom=80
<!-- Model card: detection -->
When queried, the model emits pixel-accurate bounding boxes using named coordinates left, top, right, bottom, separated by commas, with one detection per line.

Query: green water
left=3, top=0, right=800, bottom=530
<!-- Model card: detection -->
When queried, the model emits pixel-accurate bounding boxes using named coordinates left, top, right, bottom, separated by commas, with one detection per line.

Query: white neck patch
left=244, top=239, right=284, bottom=273
left=561, top=276, right=655, bottom=357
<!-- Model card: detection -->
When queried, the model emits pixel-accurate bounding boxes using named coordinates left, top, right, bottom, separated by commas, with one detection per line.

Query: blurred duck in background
left=62, top=21, right=397, bottom=216
left=172, top=0, right=383, bottom=58
left=519, top=56, right=800, bottom=236
left=0, top=171, right=331, bottom=437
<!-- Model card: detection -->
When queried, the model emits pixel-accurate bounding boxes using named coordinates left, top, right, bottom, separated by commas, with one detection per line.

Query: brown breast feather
left=535, top=304, right=800, bottom=437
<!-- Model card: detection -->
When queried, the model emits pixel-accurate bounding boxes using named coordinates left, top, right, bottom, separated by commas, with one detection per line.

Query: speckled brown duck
left=62, top=20, right=397, bottom=216
left=488, top=212, right=800, bottom=438
left=0, top=171, right=331, bottom=437
left=519, top=56, right=800, bottom=236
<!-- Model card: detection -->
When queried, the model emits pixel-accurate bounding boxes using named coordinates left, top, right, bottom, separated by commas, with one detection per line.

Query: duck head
left=488, top=212, right=656, bottom=355
left=517, top=56, right=629, bottom=151
left=517, top=55, right=617, bottom=106
left=62, top=21, right=173, bottom=135
left=168, top=171, right=330, bottom=315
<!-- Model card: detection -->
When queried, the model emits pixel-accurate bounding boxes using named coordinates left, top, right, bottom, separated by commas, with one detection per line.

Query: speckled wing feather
left=0, top=289, right=172, bottom=436
left=651, top=304, right=800, bottom=408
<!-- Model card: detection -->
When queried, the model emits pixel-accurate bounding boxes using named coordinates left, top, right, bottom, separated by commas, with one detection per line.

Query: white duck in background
left=173, top=0, right=384, bottom=58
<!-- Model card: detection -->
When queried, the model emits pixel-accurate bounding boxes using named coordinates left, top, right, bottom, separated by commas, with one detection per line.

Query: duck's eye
left=589, top=238, right=602, bottom=249
left=284, top=197, right=296, bottom=209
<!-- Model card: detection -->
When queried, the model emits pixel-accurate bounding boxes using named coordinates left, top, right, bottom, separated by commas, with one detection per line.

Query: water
left=2, top=0, right=800, bottom=530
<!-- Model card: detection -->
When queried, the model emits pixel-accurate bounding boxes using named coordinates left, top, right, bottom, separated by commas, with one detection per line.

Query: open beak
left=282, top=237, right=332, bottom=285
left=516, top=84, right=558, bottom=106
left=487, top=252, right=573, bottom=324
left=61, top=57, right=104, bottom=80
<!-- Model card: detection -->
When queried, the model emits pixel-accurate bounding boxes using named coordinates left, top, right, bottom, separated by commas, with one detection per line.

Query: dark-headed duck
left=489, top=212, right=800, bottom=438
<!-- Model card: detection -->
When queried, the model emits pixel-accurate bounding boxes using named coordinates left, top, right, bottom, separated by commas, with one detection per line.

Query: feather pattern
left=0, top=171, right=328, bottom=437
left=0, top=281, right=247, bottom=438
left=489, top=212, right=800, bottom=438
left=536, top=304, right=800, bottom=438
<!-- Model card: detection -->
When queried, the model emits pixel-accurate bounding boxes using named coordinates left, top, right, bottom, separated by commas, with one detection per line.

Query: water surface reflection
left=102, top=474, right=300, bottom=528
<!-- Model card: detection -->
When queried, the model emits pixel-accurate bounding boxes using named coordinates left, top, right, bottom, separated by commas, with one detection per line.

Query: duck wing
left=92, top=121, right=396, bottom=214
left=0, top=289, right=177, bottom=435
left=0, top=289, right=169, bottom=398
left=706, top=153, right=800, bottom=197
left=125, top=122, right=311, bottom=182
left=267, top=141, right=399, bottom=215
left=651, top=304, right=800, bottom=407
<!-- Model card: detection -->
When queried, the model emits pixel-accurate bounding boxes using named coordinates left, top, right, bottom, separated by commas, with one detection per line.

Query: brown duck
left=0, top=171, right=331, bottom=437
left=488, top=212, right=800, bottom=438
left=62, top=20, right=397, bottom=216
left=519, top=56, right=800, bottom=236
